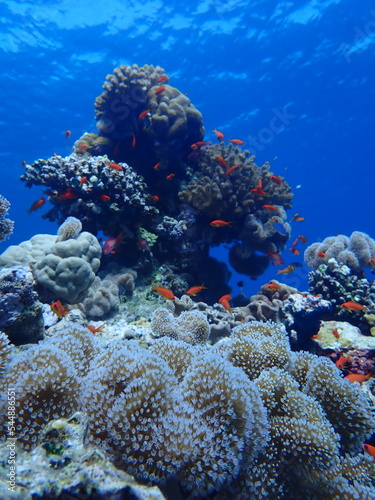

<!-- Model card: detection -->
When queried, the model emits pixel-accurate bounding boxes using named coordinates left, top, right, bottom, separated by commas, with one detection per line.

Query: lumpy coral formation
left=1, top=320, right=374, bottom=499
left=0, top=194, right=14, bottom=242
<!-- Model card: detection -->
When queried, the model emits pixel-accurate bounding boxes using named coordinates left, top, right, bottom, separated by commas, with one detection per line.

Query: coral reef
left=0, top=234, right=57, bottom=268
left=1, top=320, right=374, bottom=499
left=77, top=276, right=119, bottom=318
left=20, top=154, right=158, bottom=235
left=94, top=64, right=204, bottom=167
left=0, top=267, right=44, bottom=345
left=56, top=216, right=82, bottom=241
left=0, top=412, right=166, bottom=500
left=0, top=194, right=14, bottom=243
left=34, top=231, right=102, bottom=303
left=307, top=258, right=375, bottom=335
left=304, top=231, right=375, bottom=273
left=151, top=307, right=210, bottom=345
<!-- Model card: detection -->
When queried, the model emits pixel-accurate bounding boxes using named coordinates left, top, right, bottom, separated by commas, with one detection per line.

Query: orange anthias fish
left=157, top=75, right=168, bottom=83
left=228, top=139, right=245, bottom=145
left=251, top=188, right=268, bottom=196
left=213, top=129, right=224, bottom=141
left=270, top=175, right=281, bottom=185
left=267, top=251, right=284, bottom=266
left=79, top=176, right=88, bottom=186
left=50, top=300, right=69, bottom=318
left=210, top=220, right=232, bottom=227
left=263, top=204, right=277, bottom=211
left=218, top=294, right=232, bottom=311
left=292, top=237, right=299, bottom=247
left=102, top=233, right=124, bottom=255
left=363, top=443, right=375, bottom=460
left=332, top=328, right=340, bottom=339
left=26, top=197, right=46, bottom=213
left=289, top=248, right=300, bottom=255
left=217, top=155, right=227, bottom=168
left=299, top=235, right=307, bottom=244
left=150, top=195, right=159, bottom=201
left=153, top=162, right=161, bottom=170
left=277, top=264, right=295, bottom=275
left=316, top=251, right=327, bottom=258
left=266, top=282, right=280, bottom=290
left=58, top=188, right=78, bottom=200
left=335, top=354, right=352, bottom=369
left=152, top=284, right=175, bottom=300
left=166, top=173, right=175, bottom=180
left=138, top=109, right=150, bottom=120
left=289, top=213, right=305, bottom=222
left=226, top=165, right=240, bottom=176
left=155, top=85, right=165, bottom=95
left=132, top=133, right=136, bottom=148
left=108, top=162, right=123, bottom=171
left=191, top=141, right=209, bottom=149
left=344, top=373, right=372, bottom=383
left=98, top=195, right=111, bottom=202
left=340, top=301, right=367, bottom=312
left=65, top=130, right=71, bottom=138
left=186, top=283, right=207, bottom=296
left=77, top=143, right=88, bottom=152
left=86, top=323, right=105, bottom=334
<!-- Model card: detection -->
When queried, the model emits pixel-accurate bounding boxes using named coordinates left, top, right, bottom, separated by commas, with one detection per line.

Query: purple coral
left=0, top=195, right=14, bottom=242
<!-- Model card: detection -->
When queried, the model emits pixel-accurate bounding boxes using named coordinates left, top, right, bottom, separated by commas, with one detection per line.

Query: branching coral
left=0, top=194, right=14, bottom=242
left=20, top=154, right=158, bottom=235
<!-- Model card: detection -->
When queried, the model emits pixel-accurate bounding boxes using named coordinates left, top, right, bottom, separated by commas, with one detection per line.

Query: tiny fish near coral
left=103, top=233, right=124, bottom=255
left=340, top=301, right=367, bottom=312
left=50, top=300, right=68, bottom=318
left=186, top=284, right=207, bottom=296
left=210, top=220, right=232, bottom=227
left=152, top=284, right=175, bottom=300
left=26, top=197, right=46, bottom=213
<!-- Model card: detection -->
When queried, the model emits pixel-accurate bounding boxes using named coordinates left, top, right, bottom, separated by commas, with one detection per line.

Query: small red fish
left=21, top=160, right=27, bottom=166
left=335, top=354, right=352, bottom=369
left=299, top=235, right=307, bottom=244
left=267, top=252, right=284, bottom=266
left=292, top=237, right=299, bottom=247
left=77, top=143, right=88, bottom=152
left=155, top=85, right=165, bottom=95
left=98, top=195, right=111, bottom=202
left=226, top=165, right=240, bottom=176
left=103, top=233, right=124, bottom=255
left=270, top=175, right=281, bottom=185
left=218, top=294, right=232, bottom=311
left=277, top=264, right=295, bottom=275
left=257, top=179, right=263, bottom=189
left=340, top=301, right=366, bottom=312
left=108, top=162, right=123, bottom=171
left=263, top=204, right=277, bottom=211
left=266, top=283, right=280, bottom=290
left=210, top=220, right=232, bottom=227
left=251, top=188, right=268, bottom=196
left=186, top=284, right=207, bottom=296
left=86, top=324, right=105, bottom=334
left=26, top=197, right=46, bottom=213
left=289, top=213, right=303, bottom=223
left=166, top=173, right=175, bottom=180
left=295, top=217, right=305, bottom=222
left=345, top=373, right=372, bottom=383
left=213, top=129, right=224, bottom=141
left=138, top=109, right=150, bottom=120
left=157, top=75, right=168, bottom=83
left=50, top=300, right=68, bottom=318
left=132, top=133, right=136, bottom=148
left=65, top=130, right=71, bottom=138
left=153, top=162, right=161, bottom=170
left=368, top=258, right=375, bottom=268
left=191, top=141, right=208, bottom=149
left=363, top=443, right=375, bottom=460
left=217, top=155, right=227, bottom=168
left=228, top=139, right=244, bottom=145
left=152, top=284, right=175, bottom=300
left=289, top=248, right=300, bottom=255
left=79, top=176, right=88, bottom=186
left=150, top=195, right=159, bottom=201
left=316, top=251, right=327, bottom=258
left=58, top=188, right=78, bottom=200
left=332, top=328, right=340, bottom=339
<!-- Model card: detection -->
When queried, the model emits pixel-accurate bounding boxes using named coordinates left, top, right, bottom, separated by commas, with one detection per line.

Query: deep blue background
left=1, top=0, right=374, bottom=296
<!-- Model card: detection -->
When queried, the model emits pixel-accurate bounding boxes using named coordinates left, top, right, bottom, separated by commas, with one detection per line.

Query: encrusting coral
left=1, top=320, right=374, bottom=499
left=0, top=194, right=14, bottom=243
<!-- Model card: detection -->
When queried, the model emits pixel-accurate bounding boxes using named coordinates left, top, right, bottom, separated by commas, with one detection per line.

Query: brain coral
left=34, top=231, right=101, bottom=303
left=1, top=319, right=374, bottom=499
left=304, top=231, right=375, bottom=273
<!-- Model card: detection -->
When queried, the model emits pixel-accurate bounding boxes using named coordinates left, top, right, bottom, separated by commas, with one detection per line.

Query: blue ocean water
left=1, top=0, right=374, bottom=297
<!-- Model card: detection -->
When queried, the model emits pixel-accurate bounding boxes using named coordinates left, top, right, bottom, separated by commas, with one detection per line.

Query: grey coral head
left=57, top=217, right=82, bottom=242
